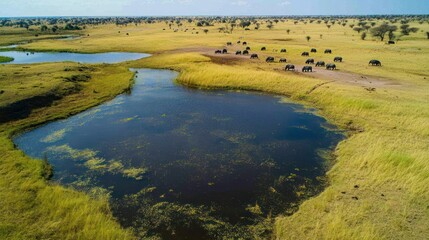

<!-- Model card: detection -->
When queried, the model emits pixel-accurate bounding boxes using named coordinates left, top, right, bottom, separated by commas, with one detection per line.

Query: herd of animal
left=215, top=41, right=382, bottom=73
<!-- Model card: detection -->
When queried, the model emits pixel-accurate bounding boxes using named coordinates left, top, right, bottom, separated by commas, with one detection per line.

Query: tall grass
left=0, top=63, right=136, bottom=239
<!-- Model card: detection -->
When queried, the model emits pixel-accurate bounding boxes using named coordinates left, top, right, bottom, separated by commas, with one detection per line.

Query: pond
left=0, top=51, right=149, bottom=64
left=14, top=68, right=343, bottom=239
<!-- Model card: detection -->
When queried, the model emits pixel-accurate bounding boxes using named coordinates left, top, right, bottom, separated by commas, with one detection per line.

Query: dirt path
left=160, top=46, right=403, bottom=89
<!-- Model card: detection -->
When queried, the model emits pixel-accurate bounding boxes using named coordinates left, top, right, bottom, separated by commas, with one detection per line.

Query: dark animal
left=326, top=63, right=336, bottom=70
left=261, top=47, right=266, bottom=51
left=316, top=61, right=325, bottom=67
left=243, top=41, right=247, bottom=45
left=266, top=56, right=275, bottom=63
left=237, top=40, right=241, bottom=44
left=250, top=53, right=259, bottom=59
left=311, top=48, right=317, bottom=53
left=324, top=49, right=332, bottom=54
left=305, top=59, right=315, bottom=64
left=227, top=42, right=232, bottom=46
left=243, top=50, right=249, bottom=55
left=215, top=50, right=222, bottom=54
left=334, top=57, right=343, bottom=62
left=388, top=41, right=395, bottom=44
left=369, top=60, right=382, bottom=66
left=302, top=66, right=313, bottom=72
left=236, top=50, right=242, bottom=55
left=301, top=52, right=309, bottom=56
left=246, top=47, right=251, bottom=50
left=279, top=58, right=287, bottom=63
left=222, top=49, right=228, bottom=54
left=285, top=64, right=295, bottom=71
left=280, top=49, right=287, bottom=53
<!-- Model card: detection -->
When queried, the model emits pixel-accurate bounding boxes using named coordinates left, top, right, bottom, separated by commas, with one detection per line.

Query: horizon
left=1, top=0, right=428, bottom=17
left=2, top=14, right=429, bottom=18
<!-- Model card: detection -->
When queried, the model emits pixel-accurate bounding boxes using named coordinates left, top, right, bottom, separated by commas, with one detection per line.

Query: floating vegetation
left=211, top=116, right=232, bottom=122
left=46, top=144, right=147, bottom=180
left=210, top=130, right=256, bottom=144
left=41, top=128, right=68, bottom=143
left=123, top=167, right=147, bottom=180
left=119, top=115, right=139, bottom=123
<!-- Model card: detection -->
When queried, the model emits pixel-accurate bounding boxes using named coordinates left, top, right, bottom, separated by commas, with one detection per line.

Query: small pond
left=0, top=51, right=149, bottom=64
left=14, top=67, right=343, bottom=239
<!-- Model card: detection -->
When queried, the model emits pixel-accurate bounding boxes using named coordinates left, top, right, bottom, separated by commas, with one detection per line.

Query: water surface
left=1, top=51, right=149, bottom=64
left=14, top=68, right=342, bottom=239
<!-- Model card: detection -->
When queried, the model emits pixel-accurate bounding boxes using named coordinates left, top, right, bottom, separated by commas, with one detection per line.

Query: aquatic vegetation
left=84, top=157, right=107, bottom=170
left=0, top=56, right=14, bottom=63
left=210, top=130, right=256, bottom=144
left=41, top=128, right=68, bottom=143
left=122, top=167, right=147, bottom=180
left=119, top=115, right=139, bottom=123
left=47, top=144, right=147, bottom=180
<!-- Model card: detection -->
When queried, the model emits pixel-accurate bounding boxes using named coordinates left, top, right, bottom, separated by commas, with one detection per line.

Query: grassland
left=0, top=63, right=136, bottom=239
left=1, top=19, right=428, bottom=239
left=0, top=56, right=14, bottom=63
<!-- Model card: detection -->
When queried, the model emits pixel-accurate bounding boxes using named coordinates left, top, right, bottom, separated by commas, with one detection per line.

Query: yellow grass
left=1, top=18, right=428, bottom=239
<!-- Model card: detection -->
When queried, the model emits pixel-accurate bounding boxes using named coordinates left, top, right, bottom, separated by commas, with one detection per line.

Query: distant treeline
left=1, top=15, right=428, bottom=38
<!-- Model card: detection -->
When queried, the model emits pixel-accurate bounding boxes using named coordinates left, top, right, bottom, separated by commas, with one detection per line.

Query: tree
left=266, top=23, right=274, bottom=30
left=353, top=27, right=363, bottom=33
left=203, top=29, right=209, bottom=34
left=370, top=23, right=397, bottom=41
left=306, top=36, right=311, bottom=42
left=41, top=25, right=48, bottom=32
left=349, top=24, right=355, bottom=28
left=52, top=25, right=59, bottom=33
left=361, top=32, right=367, bottom=40
left=239, top=21, right=251, bottom=28
left=388, top=31, right=395, bottom=41
left=400, top=24, right=419, bottom=35
left=326, top=25, right=331, bottom=29
left=64, top=23, right=81, bottom=30
left=427, top=32, right=429, bottom=39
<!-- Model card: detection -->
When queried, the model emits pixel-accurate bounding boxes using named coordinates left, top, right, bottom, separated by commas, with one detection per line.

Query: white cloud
left=231, top=0, right=248, bottom=6
left=280, top=0, right=291, bottom=6
left=141, top=0, right=192, bottom=5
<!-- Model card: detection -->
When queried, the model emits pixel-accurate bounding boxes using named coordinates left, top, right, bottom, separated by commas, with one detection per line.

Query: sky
left=0, top=0, right=428, bottom=17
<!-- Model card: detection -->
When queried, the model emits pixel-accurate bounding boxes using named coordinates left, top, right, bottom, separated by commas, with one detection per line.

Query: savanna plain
left=0, top=16, right=428, bottom=240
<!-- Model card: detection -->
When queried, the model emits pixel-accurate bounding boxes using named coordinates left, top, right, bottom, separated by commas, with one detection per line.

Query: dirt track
left=160, top=46, right=402, bottom=90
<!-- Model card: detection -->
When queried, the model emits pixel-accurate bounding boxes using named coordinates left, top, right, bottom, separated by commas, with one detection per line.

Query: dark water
left=0, top=51, right=149, bottom=64
left=14, top=68, right=342, bottom=239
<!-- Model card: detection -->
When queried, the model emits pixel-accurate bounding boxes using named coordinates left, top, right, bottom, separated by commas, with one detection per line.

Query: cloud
left=231, top=0, right=248, bottom=6
left=140, top=0, right=192, bottom=4
left=280, top=0, right=291, bottom=6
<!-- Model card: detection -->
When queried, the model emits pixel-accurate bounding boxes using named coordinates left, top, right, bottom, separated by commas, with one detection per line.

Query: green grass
left=0, top=19, right=428, bottom=239
left=0, top=63, right=136, bottom=240
left=0, top=56, right=14, bottom=63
